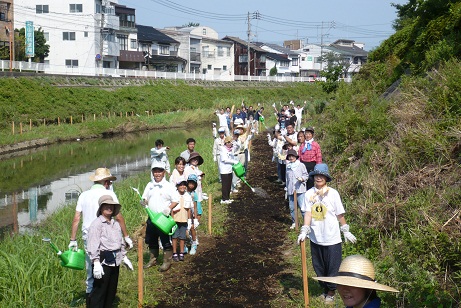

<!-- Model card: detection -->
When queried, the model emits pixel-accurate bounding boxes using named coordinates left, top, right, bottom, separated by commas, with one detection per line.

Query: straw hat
left=89, top=168, right=116, bottom=182
left=187, top=152, right=204, bottom=165
left=235, top=124, right=245, bottom=130
left=224, top=136, right=233, bottom=143
left=313, top=255, right=399, bottom=293
left=309, top=163, right=332, bottom=182
left=97, top=195, right=121, bottom=217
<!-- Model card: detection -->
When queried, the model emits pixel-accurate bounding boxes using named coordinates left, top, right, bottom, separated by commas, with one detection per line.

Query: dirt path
left=151, top=135, right=303, bottom=307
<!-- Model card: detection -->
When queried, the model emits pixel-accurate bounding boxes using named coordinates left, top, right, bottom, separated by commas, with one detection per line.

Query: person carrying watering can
left=69, top=168, right=133, bottom=303
left=141, top=160, right=179, bottom=271
left=87, top=195, right=126, bottom=308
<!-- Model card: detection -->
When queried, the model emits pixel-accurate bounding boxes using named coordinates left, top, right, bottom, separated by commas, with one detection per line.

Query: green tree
left=269, top=65, right=277, bottom=76
left=320, top=52, right=346, bottom=93
left=182, top=22, right=200, bottom=27
left=15, top=27, right=50, bottom=62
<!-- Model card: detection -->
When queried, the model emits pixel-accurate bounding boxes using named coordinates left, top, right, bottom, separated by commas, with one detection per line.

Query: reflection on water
left=0, top=127, right=209, bottom=236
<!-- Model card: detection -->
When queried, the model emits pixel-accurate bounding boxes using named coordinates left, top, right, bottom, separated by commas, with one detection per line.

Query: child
left=171, top=177, right=191, bottom=262
left=285, top=149, right=308, bottom=229
left=150, top=139, right=171, bottom=177
left=87, top=195, right=126, bottom=307
left=184, top=152, right=204, bottom=223
left=169, top=156, right=186, bottom=185
left=186, top=174, right=199, bottom=255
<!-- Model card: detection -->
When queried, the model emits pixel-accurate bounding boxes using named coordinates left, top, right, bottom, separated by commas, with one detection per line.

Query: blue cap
left=187, top=174, right=198, bottom=183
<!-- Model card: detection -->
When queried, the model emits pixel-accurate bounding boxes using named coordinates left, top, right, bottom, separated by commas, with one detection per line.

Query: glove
left=124, top=236, right=133, bottom=249
left=93, top=261, right=104, bottom=279
left=122, top=255, right=134, bottom=271
left=297, top=225, right=311, bottom=245
left=140, top=199, right=147, bottom=206
left=187, top=219, right=192, bottom=230
left=193, top=218, right=200, bottom=229
left=297, top=177, right=304, bottom=182
left=251, top=129, right=255, bottom=133
left=68, top=240, right=78, bottom=250
left=213, top=156, right=217, bottom=162
left=272, top=102, right=276, bottom=108
left=162, top=207, right=171, bottom=216
left=340, top=224, right=357, bottom=243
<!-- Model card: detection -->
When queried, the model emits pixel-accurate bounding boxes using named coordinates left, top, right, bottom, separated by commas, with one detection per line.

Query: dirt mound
left=151, top=135, right=299, bottom=307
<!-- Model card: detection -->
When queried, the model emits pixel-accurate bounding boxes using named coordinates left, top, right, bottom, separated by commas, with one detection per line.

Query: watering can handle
left=49, top=242, right=60, bottom=254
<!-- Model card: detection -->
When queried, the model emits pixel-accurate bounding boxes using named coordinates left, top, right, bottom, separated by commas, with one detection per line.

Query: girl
left=169, top=156, right=186, bottom=185
left=285, top=149, right=308, bottom=229
left=186, top=174, right=199, bottom=255
left=171, top=177, right=191, bottom=262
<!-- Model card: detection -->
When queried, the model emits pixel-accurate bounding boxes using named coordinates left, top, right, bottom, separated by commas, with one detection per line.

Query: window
left=65, top=59, right=78, bottom=67
left=202, top=28, right=206, bottom=35
left=217, top=46, right=224, bottom=57
left=84, top=31, right=88, bottom=37
left=239, top=55, right=248, bottom=63
left=36, top=5, right=49, bottom=14
left=69, top=4, right=82, bottom=13
left=226, top=47, right=231, bottom=57
left=0, top=12, right=5, bottom=21
left=159, top=45, right=169, bottom=55
left=314, top=57, right=322, bottom=63
left=96, top=3, right=101, bottom=13
left=207, top=65, right=212, bottom=70
left=63, top=32, right=76, bottom=41
left=117, top=34, right=128, bottom=50
left=130, top=39, right=137, bottom=49
left=301, top=57, right=306, bottom=61
left=280, top=61, right=289, bottom=67
left=44, top=32, right=49, bottom=41
left=260, top=55, right=266, bottom=62
left=292, top=58, right=299, bottom=66
left=223, top=65, right=227, bottom=71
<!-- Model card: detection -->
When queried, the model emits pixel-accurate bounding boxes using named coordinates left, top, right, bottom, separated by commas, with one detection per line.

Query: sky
left=118, top=0, right=409, bottom=51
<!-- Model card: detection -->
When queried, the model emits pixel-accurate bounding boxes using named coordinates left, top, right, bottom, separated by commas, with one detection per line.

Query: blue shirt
left=347, top=297, right=381, bottom=308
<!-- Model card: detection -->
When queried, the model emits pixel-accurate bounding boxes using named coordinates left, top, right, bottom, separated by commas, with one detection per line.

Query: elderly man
left=141, top=160, right=179, bottom=271
left=69, top=168, right=133, bottom=303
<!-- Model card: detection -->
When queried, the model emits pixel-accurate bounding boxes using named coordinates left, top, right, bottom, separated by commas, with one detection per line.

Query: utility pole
left=247, top=12, right=251, bottom=80
left=100, top=0, right=106, bottom=71
left=8, top=1, right=14, bottom=72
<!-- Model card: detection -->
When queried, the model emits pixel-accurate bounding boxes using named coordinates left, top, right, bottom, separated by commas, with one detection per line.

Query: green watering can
left=232, top=162, right=256, bottom=192
left=42, top=238, right=85, bottom=270
left=131, top=187, right=177, bottom=235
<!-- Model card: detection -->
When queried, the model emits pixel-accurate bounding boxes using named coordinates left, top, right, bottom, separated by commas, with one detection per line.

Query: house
left=0, top=0, right=13, bottom=59
left=296, top=44, right=323, bottom=78
left=115, top=3, right=144, bottom=70
left=325, top=39, right=368, bottom=78
left=136, top=25, right=186, bottom=72
left=161, top=26, right=234, bottom=77
left=254, top=42, right=299, bottom=76
left=222, top=36, right=267, bottom=76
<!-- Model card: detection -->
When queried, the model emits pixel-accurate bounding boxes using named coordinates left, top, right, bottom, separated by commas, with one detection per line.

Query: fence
left=0, top=59, right=331, bottom=82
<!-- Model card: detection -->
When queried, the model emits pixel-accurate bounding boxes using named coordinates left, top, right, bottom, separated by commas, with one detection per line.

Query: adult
left=225, top=106, right=232, bottom=131
left=150, top=139, right=170, bottom=176
left=215, top=108, right=230, bottom=136
left=213, top=127, right=226, bottom=182
left=297, top=163, right=357, bottom=304
left=180, top=138, right=196, bottom=162
left=231, top=108, right=245, bottom=131
left=219, top=136, right=238, bottom=204
left=282, top=123, right=298, bottom=150
left=141, top=160, right=179, bottom=271
left=69, top=168, right=133, bottom=302
left=294, top=101, right=307, bottom=131
left=298, top=126, right=322, bottom=190
left=314, top=255, right=399, bottom=307
left=246, top=106, right=255, bottom=122
left=236, top=123, right=253, bottom=179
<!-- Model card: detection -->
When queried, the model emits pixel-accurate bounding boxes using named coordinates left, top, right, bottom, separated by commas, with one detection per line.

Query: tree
left=182, top=22, right=200, bottom=27
left=269, top=65, right=277, bottom=76
left=320, top=52, right=347, bottom=93
left=15, top=27, right=50, bottom=62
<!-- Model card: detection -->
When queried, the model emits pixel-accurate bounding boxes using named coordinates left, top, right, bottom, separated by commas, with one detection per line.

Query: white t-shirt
left=216, top=113, right=228, bottom=128
left=302, top=186, right=345, bottom=246
left=142, top=178, right=179, bottom=213
left=76, top=184, right=119, bottom=237
left=294, top=107, right=303, bottom=119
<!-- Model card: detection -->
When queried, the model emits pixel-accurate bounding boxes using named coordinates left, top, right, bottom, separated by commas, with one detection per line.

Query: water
left=0, top=127, right=209, bottom=236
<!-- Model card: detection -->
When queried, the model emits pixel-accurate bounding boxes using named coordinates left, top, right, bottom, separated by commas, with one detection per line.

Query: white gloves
left=93, top=261, right=104, bottom=279
left=124, top=236, right=133, bottom=249
left=251, top=129, right=255, bottom=133
left=122, top=255, right=134, bottom=271
left=340, top=224, right=357, bottom=243
left=162, top=207, right=171, bottom=216
left=272, top=102, right=276, bottom=108
left=140, top=199, right=147, bottom=206
left=213, top=156, right=217, bottom=162
left=297, top=225, right=311, bottom=245
left=297, top=177, right=304, bottom=182
left=187, top=219, right=192, bottom=230
left=193, top=218, right=200, bottom=229
left=68, top=240, right=78, bottom=250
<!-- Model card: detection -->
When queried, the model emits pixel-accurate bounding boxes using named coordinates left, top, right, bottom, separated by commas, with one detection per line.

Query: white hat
left=151, top=160, right=166, bottom=170
left=234, top=118, right=244, bottom=125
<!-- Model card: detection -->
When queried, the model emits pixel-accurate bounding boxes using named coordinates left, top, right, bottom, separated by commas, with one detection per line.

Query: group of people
left=266, top=101, right=398, bottom=306
left=69, top=137, right=207, bottom=307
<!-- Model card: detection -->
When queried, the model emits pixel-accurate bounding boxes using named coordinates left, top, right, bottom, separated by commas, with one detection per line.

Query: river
left=0, top=127, right=209, bottom=236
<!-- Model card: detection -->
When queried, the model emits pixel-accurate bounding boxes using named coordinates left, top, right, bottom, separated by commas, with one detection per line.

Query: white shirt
left=219, top=145, right=236, bottom=174
left=294, top=107, right=303, bottom=119
left=302, top=187, right=345, bottom=246
left=76, top=184, right=119, bottom=237
left=142, top=178, right=179, bottom=213
left=216, top=113, right=228, bottom=128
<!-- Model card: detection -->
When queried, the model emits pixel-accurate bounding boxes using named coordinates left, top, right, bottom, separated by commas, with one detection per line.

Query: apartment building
left=0, top=0, right=13, bottom=58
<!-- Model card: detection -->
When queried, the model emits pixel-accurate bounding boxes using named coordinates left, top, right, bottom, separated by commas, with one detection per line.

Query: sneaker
left=195, top=238, right=199, bottom=245
left=290, top=223, right=296, bottom=229
left=232, top=189, right=239, bottom=193
left=184, top=246, right=188, bottom=254
left=274, top=179, right=282, bottom=184
left=172, top=253, right=179, bottom=262
left=220, top=199, right=227, bottom=204
left=179, top=253, right=184, bottom=261
left=190, top=244, right=197, bottom=255
left=324, top=295, right=335, bottom=304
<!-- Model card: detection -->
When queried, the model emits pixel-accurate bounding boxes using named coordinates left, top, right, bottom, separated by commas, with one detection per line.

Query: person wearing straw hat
left=87, top=195, right=128, bottom=308
left=297, top=163, right=357, bottom=304
left=69, top=167, right=133, bottom=302
left=314, top=255, right=399, bottom=307
left=219, top=135, right=239, bottom=204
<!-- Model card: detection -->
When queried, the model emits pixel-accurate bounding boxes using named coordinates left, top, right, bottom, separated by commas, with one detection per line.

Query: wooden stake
left=108, top=111, right=110, bottom=119
left=29, top=119, right=32, bottom=131
left=208, top=193, right=212, bottom=235
left=70, top=116, right=73, bottom=124
left=82, top=114, right=84, bottom=122
left=294, top=191, right=299, bottom=231
left=58, top=117, right=60, bottom=126
left=12, top=121, right=14, bottom=135
left=94, top=114, right=96, bottom=121
left=138, top=237, right=143, bottom=308
left=20, top=122, right=22, bottom=134
left=43, top=118, right=46, bottom=126
left=301, top=241, right=310, bottom=307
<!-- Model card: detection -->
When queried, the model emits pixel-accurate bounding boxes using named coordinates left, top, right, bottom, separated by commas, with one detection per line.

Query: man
left=69, top=168, right=133, bottom=302
left=283, top=123, right=298, bottom=149
left=231, top=108, right=245, bottom=131
left=180, top=138, right=196, bottom=162
left=213, top=127, right=226, bottom=182
left=215, top=108, right=230, bottom=136
left=294, top=101, right=307, bottom=131
left=141, top=160, right=179, bottom=271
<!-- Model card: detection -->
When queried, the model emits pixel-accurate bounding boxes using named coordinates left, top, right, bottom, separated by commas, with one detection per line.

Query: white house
left=161, top=26, right=234, bottom=78
left=255, top=42, right=299, bottom=76
left=296, top=44, right=323, bottom=78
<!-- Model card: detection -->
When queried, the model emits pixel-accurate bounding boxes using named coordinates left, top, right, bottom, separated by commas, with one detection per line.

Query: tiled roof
left=327, top=44, right=368, bottom=57
left=254, top=42, right=298, bottom=56
left=266, top=52, right=289, bottom=62
left=136, top=25, right=179, bottom=45
left=222, top=36, right=267, bottom=53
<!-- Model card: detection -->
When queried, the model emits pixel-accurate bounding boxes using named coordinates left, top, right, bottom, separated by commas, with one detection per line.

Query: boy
left=171, top=177, right=192, bottom=262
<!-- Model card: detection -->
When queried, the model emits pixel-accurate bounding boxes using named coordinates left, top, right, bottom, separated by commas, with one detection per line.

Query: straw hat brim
left=313, top=276, right=398, bottom=293
left=89, top=174, right=117, bottom=182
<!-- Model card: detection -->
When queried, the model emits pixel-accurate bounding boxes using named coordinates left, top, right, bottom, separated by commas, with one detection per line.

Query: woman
left=219, top=136, right=238, bottom=204
left=297, top=163, right=357, bottom=304
left=297, top=127, right=322, bottom=189
left=314, top=255, right=399, bottom=307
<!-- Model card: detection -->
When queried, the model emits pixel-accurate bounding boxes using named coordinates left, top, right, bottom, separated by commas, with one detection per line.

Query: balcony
left=190, top=52, right=201, bottom=62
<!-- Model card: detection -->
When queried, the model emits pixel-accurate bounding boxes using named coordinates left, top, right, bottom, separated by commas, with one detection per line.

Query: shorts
left=172, top=222, right=187, bottom=240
